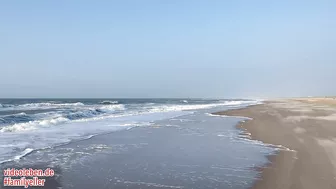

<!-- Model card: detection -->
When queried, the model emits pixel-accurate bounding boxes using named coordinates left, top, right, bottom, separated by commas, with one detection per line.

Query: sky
left=0, top=0, right=335, bottom=98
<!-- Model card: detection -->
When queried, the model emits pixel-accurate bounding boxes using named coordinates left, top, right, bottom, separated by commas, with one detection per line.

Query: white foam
left=205, top=113, right=253, bottom=120
left=0, top=101, right=254, bottom=133
left=99, top=104, right=125, bottom=112
left=120, top=122, right=152, bottom=127
left=19, top=102, right=84, bottom=108
left=14, top=148, right=34, bottom=160
left=0, top=104, right=129, bottom=133
left=0, top=100, right=260, bottom=165
left=16, top=112, right=27, bottom=116
left=205, top=113, right=228, bottom=117
left=0, top=108, right=191, bottom=163
left=238, top=135, right=295, bottom=152
left=0, top=117, right=70, bottom=132
left=146, top=100, right=257, bottom=113
left=0, top=102, right=85, bottom=111
left=0, top=112, right=27, bottom=118
left=0, top=148, right=34, bottom=164
left=100, top=100, right=118, bottom=104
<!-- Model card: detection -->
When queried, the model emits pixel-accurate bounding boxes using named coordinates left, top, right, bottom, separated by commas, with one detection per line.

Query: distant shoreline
left=213, top=98, right=336, bottom=189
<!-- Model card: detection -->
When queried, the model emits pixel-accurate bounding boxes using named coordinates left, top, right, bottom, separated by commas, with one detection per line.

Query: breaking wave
left=0, top=99, right=261, bottom=166
left=0, top=117, right=70, bottom=132
left=0, top=100, right=258, bottom=133
left=0, top=113, right=33, bottom=125
left=98, top=104, right=125, bottom=112
left=0, top=104, right=14, bottom=108
left=0, top=104, right=127, bottom=132
left=64, top=105, right=125, bottom=120
left=18, top=102, right=85, bottom=108
left=100, top=100, right=119, bottom=104
left=0, top=102, right=85, bottom=111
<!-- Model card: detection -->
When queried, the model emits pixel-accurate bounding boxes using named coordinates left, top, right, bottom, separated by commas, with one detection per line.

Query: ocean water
left=0, top=99, right=276, bottom=188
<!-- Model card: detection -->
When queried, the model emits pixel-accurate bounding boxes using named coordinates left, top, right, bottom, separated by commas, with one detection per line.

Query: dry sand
left=214, top=98, right=336, bottom=189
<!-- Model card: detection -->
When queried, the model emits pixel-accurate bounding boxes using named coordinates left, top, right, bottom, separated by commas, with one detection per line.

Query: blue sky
left=0, top=0, right=335, bottom=98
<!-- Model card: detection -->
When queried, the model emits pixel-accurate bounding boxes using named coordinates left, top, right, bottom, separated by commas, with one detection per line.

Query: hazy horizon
left=0, top=96, right=329, bottom=100
left=1, top=1, right=335, bottom=98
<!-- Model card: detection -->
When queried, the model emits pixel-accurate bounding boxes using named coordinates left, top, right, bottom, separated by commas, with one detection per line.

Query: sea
left=0, top=99, right=276, bottom=189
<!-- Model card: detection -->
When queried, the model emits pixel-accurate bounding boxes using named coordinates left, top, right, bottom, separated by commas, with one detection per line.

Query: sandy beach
left=214, top=98, right=336, bottom=189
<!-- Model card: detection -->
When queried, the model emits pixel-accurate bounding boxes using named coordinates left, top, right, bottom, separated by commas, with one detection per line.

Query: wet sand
left=214, top=98, right=336, bottom=189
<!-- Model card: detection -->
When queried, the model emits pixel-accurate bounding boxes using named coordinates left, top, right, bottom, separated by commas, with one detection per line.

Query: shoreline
left=214, top=104, right=293, bottom=189
left=213, top=99, right=336, bottom=189
left=1, top=103, right=266, bottom=189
